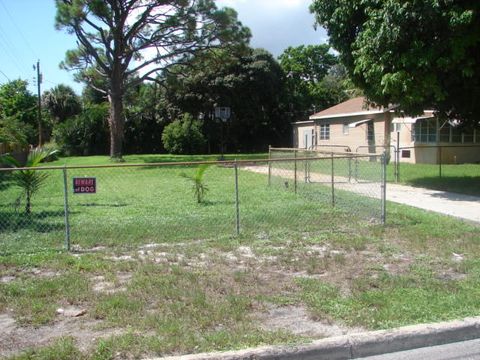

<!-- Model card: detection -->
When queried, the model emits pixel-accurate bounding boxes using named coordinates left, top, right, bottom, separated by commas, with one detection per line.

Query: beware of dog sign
left=73, top=177, right=96, bottom=194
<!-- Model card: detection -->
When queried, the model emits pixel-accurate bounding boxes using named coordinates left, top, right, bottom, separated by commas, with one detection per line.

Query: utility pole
left=34, top=60, right=42, bottom=146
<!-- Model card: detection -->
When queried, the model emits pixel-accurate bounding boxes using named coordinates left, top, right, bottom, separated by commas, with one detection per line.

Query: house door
left=303, top=129, right=312, bottom=149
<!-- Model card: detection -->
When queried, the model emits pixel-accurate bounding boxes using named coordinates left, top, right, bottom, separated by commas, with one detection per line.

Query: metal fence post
left=62, top=166, right=71, bottom=251
left=348, top=156, right=352, bottom=183
left=396, top=148, right=400, bottom=183
left=439, top=146, right=442, bottom=178
left=268, top=145, right=271, bottom=186
left=396, top=132, right=400, bottom=182
left=294, top=149, right=297, bottom=194
left=355, top=156, right=359, bottom=182
left=304, top=151, right=308, bottom=183
left=381, top=152, right=387, bottom=225
left=331, top=152, right=335, bottom=207
left=234, top=160, right=240, bottom=236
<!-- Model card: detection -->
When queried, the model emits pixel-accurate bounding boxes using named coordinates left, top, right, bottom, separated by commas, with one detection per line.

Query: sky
left=0, top=0, right=327, bottom=95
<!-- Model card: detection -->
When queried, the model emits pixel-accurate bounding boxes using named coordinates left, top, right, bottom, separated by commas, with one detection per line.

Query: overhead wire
left=0, top=0, right=38, bottom=59
left=0, top=0, right=38, bottom=81
left=0, top=69, right=11, bottom=82
left=0, top=24, right=32, bottom=75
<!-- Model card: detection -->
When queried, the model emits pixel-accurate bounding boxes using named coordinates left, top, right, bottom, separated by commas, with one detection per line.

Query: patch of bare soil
left=257, top=304, right=363, bottom=338
left=91, top=272, right=133, bottom=294
left=0, top=275, right=16, bottom=284
left=0, top=313, right=122, bottom=358
left=1, top=268, right=63, bottom=284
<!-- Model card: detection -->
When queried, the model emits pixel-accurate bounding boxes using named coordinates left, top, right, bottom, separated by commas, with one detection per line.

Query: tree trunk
left=108, top=79, right=125, bottom=159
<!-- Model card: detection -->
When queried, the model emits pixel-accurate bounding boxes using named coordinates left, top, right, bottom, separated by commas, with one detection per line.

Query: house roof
left=309, top=97, right=387, bottom=120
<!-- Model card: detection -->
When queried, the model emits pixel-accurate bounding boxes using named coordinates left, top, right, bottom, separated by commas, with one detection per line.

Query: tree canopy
left=310, top=0, right=480, bottom=126
left=278, top=44, right=351, bottom=119
left=164, top=47, right=290, bottom=151
left=42, top=84, right=81, bottom=123
left=0, top=80, right=37, bottom=147
left=55, top=0, right=250, bottom=158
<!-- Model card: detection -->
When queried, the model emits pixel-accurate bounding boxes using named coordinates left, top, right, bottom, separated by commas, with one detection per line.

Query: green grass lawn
left=387, top=162, right=480, bottom=196
left=47, top=153, right=268, bottom=167
left=1, top=154, right=479, bottom=359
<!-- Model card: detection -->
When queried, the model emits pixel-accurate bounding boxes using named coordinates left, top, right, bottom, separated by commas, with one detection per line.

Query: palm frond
left=7, top=147, right=57, bottom=214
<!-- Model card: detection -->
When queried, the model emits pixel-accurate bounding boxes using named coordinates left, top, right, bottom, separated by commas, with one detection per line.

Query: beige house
left=292, top=97, right=479, bottom=164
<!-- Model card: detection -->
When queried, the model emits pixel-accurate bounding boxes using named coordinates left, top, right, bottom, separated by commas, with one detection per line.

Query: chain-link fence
left=269, top=148, right=386, bottom=222
left=0, top=156, right=386, bottom=254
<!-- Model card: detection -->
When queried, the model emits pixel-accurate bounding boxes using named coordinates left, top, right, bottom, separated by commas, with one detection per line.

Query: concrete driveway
left=385, top=183, right=480, bottom=223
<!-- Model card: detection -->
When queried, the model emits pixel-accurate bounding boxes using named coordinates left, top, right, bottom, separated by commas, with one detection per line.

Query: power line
left=0, top=24, right=31, bottom=75
left=44, top=79, right=60, bottom=87
left=0, top=38, right=26, bottom=75
left=0, top=0, right=38, bottom=59
left=0, top=69, right=11, bottom=82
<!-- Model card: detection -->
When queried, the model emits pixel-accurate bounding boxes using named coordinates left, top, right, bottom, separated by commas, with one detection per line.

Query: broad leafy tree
left=124, top=82, right=170, bottom=154
left=279, top=45, right=350, bottom=119
left=310, top=0, right=480, bottom=125
left=164, top=48, right=290, bottom=151
left=279, top=44, right=337, bottom=83
left=55, top=0, right=250, bottom=158
left=0, top=80, right=37, bottom=146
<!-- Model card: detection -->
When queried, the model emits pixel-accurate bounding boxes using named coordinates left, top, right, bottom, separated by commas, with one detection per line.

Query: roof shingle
left=310, top=96, right=385, bottom=119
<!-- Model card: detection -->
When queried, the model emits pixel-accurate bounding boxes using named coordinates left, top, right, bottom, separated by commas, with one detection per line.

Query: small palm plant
left=2, top=147, right=58, bottom=214
left=180, top=164, right=210, bottom=204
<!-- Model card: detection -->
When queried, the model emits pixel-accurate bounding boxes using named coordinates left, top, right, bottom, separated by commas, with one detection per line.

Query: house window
left=390, top=123, right=401, bottom=132
left=401, top=150, right=411, bottom=158
left=366, top=121, right=374, bottom=142
left=451, top=127, right=462, bottom=143
left=439, top=126, right=450, bottom=143
left=463, top=132, right=474, bottom=143
left=413, top=118, right=437, bottom=143
left=343, top=123, right=349, bottom=135
left=319, top=124, right=330, bottom=140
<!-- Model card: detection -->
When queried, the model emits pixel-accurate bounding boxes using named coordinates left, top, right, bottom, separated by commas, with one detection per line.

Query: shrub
left=53, top=103, right=109, bottom=156
left=162, top=114, right=206, bottom=155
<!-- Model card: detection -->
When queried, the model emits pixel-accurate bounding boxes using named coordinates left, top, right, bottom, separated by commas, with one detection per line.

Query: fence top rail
left=271, top=146, right=352, bottom=153
left=398, top=144, right=480, bottom=150
left=0, top=154, right=383, bottom=172
left=356, top=145, right=397, bottom=151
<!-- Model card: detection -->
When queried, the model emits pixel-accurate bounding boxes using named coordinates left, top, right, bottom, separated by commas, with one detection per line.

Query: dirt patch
left=0, top=275, right=16, bottom=283
left=71, top=245, right=107, bottom=253
left=137, top=249, right=187, bottom=265
left=29, top=268, right=62, bottom=278
left=257, top=304, right=363, bottom=338
left=91, top=272, right=133, bottom=294
left=0, top=313, right=122, bottom=358
left=106, top=254, right=134, bottom=261
left=1, top=268, right=63, bottom=284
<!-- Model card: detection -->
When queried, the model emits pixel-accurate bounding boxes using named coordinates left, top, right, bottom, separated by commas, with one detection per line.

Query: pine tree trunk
left=108, top=76, right=125, bottom=159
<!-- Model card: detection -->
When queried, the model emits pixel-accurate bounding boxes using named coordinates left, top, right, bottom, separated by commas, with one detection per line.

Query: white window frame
left=319, top=124, right=330, bottom=140
left=413, top=118, right=437, bottom=143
